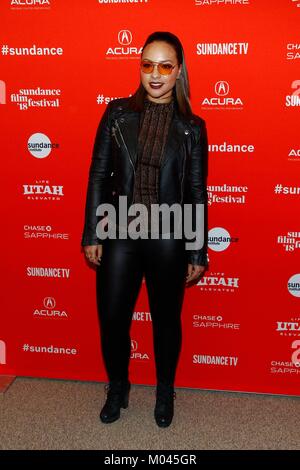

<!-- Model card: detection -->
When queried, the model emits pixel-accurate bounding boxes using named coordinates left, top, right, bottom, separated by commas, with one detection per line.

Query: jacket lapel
left=115, top=108, right=192, bottom=169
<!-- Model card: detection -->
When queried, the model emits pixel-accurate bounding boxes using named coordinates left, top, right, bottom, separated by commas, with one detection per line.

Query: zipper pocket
left=111, top=125, right=121, bottom=148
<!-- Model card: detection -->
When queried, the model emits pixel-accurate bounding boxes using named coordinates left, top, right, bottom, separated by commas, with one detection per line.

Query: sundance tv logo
left=26, top=265, right=70, bottom=278
left=193, top=354, right=238, bottom=367
left=196, top=42, right=248, bottom=55
left=132, top=311, right=152, bottom=322
left=201, top=81, right=244, bottom=110
left=106, top=30, right=142, bottom=58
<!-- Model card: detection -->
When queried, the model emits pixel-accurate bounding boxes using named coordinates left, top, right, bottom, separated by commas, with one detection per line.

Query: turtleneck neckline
left=144, top=95, right=174, bottom=106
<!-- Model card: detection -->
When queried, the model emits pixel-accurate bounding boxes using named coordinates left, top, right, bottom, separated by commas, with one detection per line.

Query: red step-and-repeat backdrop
left=1, top=0, right=300, bottom=396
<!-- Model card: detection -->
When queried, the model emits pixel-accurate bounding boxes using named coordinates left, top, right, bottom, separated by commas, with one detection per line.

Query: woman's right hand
left=83, top=244, right=103, bottom=266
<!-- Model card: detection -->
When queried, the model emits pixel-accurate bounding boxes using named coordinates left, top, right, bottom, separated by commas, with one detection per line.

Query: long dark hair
left=128, top=31, right=193, bottom=119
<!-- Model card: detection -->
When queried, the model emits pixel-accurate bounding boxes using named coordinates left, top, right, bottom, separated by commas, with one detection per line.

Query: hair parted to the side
left=128, top=31, right=194, bottom=119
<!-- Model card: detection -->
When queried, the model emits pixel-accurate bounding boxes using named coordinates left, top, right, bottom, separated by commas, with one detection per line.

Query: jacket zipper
left=111, top=126, right=121, bottom=148
left=114, top=119, right=135, bottom=175
left=180, top=153, right=186, bottom=204
left=114, top=118, right=136, bottom=207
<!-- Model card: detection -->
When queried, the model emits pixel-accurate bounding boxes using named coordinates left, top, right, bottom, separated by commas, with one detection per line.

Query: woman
left=81, top=31, right=209, bottom=428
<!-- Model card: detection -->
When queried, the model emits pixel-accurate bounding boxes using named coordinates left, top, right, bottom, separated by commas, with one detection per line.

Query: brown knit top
left=125, top=95, right=175, bottom=235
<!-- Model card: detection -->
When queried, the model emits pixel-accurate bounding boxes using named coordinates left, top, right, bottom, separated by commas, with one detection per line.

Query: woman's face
left=140, top=41, right=182, bottom=104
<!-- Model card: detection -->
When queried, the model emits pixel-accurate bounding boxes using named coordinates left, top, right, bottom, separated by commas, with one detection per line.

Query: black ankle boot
left=154, top=382, right=176, bottom=428
left=100, top=379, right=131, bottom=424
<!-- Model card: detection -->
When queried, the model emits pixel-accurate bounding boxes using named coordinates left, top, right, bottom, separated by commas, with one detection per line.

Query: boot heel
left=121, top=391, right=129, bottom=409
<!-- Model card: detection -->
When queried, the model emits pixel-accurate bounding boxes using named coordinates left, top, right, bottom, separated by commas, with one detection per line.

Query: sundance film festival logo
left=285, top=80, right=300, bottom=107
left=23, top=180, right=64, bottom=200
left=196, top=42, right=248, bottom=55
left=277, top=231, right=300, bottom=253
left=33, top=297, right=68, bottom=318
left=0, top=81, right=61, bottom=109
left=11, top=0, right=51, bottom=8
left=106, top=30, right=142, bottom=58
left=24, top=225, right=69, bottom=242
left=201, top=81, right=244, bottom=110
left=0, top=340, right=6, bottom=365
left=28, top=133, right=59, bottom=158
left=198, top=272, right=239, bottom=293
left=207, top=183, right=248, bottom=206
left=276, top=317, right=300, bottom=337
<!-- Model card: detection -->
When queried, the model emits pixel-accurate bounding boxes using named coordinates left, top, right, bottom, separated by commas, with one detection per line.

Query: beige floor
left=0, top=376, right=299, bottom=450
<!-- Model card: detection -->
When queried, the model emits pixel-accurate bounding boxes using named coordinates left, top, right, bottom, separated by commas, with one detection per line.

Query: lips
left=149, top=82, right=163, bottom=89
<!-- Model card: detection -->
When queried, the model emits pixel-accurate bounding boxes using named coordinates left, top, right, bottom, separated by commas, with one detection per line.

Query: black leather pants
left=96, top=236, right=188, bottom=386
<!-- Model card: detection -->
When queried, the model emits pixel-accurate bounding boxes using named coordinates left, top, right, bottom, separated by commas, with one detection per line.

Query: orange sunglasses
left=140, top=60, right=178, bottom=75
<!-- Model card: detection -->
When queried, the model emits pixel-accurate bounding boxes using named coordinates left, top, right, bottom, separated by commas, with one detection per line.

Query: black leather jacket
left=81, top=97, right=209, bottom=266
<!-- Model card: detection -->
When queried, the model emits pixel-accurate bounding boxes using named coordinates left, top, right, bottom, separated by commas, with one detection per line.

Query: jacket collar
left=112, top=99, right=194, bottom=169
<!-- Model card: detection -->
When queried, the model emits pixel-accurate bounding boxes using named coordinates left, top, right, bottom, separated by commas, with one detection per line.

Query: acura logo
left=215, top=81, right=230, bottom=96
left=118, top=30, right=132, bottom=45
left=43, top=297, right=56, bottom=309
left=131, top=340, right=138, bottom=351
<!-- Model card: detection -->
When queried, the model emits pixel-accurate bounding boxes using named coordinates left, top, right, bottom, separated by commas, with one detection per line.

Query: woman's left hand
left=186, top=263, right=206, bottom=285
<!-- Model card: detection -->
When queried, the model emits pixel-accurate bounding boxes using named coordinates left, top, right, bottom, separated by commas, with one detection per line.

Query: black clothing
left=81, top=95, right=209, bottom=266
left=96, top=236, right=187, bottom=384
